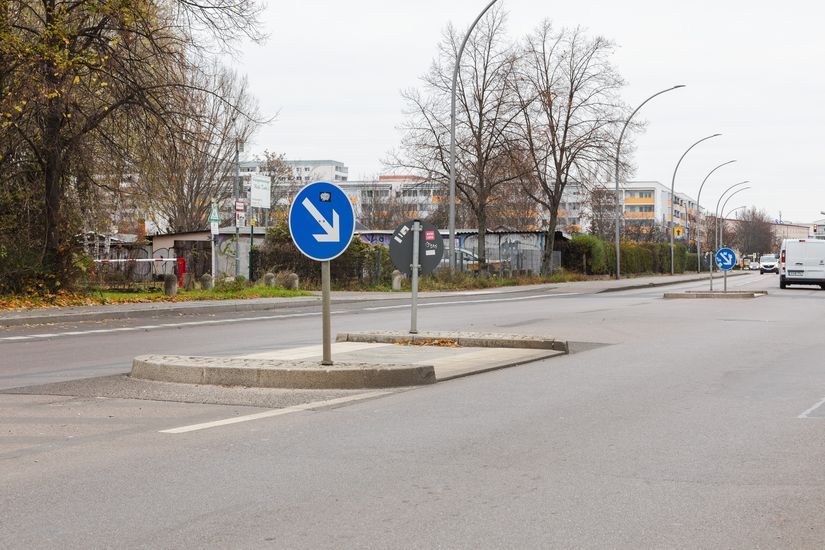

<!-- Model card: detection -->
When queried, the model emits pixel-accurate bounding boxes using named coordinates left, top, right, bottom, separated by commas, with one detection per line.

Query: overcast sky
left=231, top=0, right=823, bottom=223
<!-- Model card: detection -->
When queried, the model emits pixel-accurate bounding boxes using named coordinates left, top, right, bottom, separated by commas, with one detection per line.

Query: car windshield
left=761, top=256, right=776, bottom=262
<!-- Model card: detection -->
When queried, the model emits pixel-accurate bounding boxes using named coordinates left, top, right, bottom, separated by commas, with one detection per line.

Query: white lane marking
left=0, top=312, right=321, bottom=342
left=363, top=292, right=581, bottom=311
left=798, top=396, right=825, bottom=419
left=160, top=391, right=390, bottom=434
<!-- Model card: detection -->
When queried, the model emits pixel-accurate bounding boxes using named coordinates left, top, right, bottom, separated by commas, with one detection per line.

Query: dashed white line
left=160, top=391, right=390, bottom=434
left=798, top=396, right=825, bottom=419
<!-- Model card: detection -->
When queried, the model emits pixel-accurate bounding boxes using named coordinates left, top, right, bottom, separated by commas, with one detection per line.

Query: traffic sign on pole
left=288, top=181, right=355, bottom=262
left=390, top=220, right=444, bottom=276
left=288, top=181, right=356, bottom=366
left=715, top=248, right=736, bottom=271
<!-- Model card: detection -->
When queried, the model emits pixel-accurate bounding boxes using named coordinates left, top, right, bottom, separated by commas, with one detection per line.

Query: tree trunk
left=476, top=208, right=487, bottom=273
left=541, top=209, right=559, bottom=275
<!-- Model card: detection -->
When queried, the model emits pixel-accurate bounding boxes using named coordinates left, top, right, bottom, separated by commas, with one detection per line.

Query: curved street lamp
left=718, top=187, right=751, bottom=248
left=613, top=84, right=685, bottom=279
left=694, top=160, right=736, bottom=272
left=449, top=0, right=500, bottom=270
left=708, top=181, right=748, bottom=290
left=670, top=133, right=722, bottom=274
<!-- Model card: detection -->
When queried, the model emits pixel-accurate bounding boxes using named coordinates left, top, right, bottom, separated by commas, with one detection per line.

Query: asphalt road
left=2, top=273, right=825, bottom=549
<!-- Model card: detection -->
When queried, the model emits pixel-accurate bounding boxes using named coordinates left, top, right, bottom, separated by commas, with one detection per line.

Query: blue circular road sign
left=288, top=181, right=355, bottom=262
left=715, top=247, right=737, bottom=271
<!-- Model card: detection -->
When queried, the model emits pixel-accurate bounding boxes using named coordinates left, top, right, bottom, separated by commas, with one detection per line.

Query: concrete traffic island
left=663, top=290, right=768, bottom=299
left=131, top=354, right=436, bottom=389
left=130, top=332, right=568, bottom=390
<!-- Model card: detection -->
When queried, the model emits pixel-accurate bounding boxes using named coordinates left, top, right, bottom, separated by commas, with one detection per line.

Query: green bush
left=604, top=240, right=689, bottom=275
left=564, top=234, right=608, bottom=274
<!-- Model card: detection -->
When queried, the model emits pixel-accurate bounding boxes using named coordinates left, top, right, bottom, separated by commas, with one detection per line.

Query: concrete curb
left=337, top=331, right=569, bottom=353
left=663, top=290, right=768, bottom=299
left=598, top=272, right=750, bottom=293
left=131, top=354, right=436, bottom=389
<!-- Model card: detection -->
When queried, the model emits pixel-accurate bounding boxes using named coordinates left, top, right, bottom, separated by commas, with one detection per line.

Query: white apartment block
left=239, top=159, right=348, bottom=183
left=558, top=180, right=703, bottom=241
left=339, top=175, right=442, bottom=223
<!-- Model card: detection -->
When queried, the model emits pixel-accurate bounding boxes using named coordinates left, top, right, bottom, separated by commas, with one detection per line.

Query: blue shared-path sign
left=715, top=247, right=736, bottom=271
left=289, top=181, right=355, bottom=262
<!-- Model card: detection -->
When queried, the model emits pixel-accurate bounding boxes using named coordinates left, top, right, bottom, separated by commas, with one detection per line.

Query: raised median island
left=130, top=332, right=568, bottom=390
left=131, top=354, right=436, bottom=389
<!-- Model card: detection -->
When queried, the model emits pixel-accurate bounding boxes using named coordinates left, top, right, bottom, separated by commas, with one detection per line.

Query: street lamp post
left=718, top=187, right=750, bottom=248
left=709, top=181, right=749, bottom=290
left=449, top=0, right=500, bottom=271
left=234, top=138, right=242, bottom=277
left=694, top=160, right=736, bottom=273
left=669, top=133, right=721, bottom=275
left=613, top=85, right=685, bottom=279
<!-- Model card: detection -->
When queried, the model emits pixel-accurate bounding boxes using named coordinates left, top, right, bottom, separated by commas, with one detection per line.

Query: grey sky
left=233, top=0, right=823, bottom=223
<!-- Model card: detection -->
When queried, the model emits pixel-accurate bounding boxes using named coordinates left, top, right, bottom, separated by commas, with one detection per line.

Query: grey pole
left=669, top=133, right=721, bottom=275
left=710, top=181, right=749, bottom=290
left=449, top=0, right=499, bottom=271
left=211, top=198, right=217, bottom=279
left=410, top=220, right=421, bottom=334
left=234, top=139, right=241, bottom=278
left=694, top=160, right=736, bottom=273
left=321, top=261, right=332, bottom=366
left=613, top=85, right=685, bottom=279
left=718, top=188, right=750, bottom=248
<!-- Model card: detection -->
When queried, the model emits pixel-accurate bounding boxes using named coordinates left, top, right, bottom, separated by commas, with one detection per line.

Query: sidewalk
left=0, top=272, right=747, bottom=327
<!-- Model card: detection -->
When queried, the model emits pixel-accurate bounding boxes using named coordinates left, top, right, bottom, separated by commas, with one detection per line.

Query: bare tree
left=390, top=8, right=521, bottom=269
left=730, top=207, right=776, bottom=255
left=128, top=66, right=260, bottom=233
left=256, top=150, right=301, bottom=224
left=0, top=0, right=264, bottom=289
left=509, top=22, right=625, bottom=274
left=582, top=185, right=615, bottom=240
left=355, top=184, right=408, bottom=230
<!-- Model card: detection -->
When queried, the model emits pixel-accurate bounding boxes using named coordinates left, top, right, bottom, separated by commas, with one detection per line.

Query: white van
left=779, top=239, right=825, bottom=289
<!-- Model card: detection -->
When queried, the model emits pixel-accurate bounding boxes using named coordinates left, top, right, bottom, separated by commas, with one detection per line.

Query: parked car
left=759, top=254, right=778, bottom=274
left=440, top=248, right=510, bottom=274
left=779, top=239, right=825, bottom=289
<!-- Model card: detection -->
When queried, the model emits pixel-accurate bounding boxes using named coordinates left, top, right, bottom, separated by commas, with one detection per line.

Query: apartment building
left=558, top=180, right=702, bottom=241
left=240, top=159, right=348, bottom=183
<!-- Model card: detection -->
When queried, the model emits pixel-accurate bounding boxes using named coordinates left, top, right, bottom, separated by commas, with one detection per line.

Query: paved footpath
left=0, top=272, right=742, bottom=327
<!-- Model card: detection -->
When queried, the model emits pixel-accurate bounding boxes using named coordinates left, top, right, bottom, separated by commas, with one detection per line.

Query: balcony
left=624, top=197, right=655, bottom=204
left=624, top=212, right=655, bottom=219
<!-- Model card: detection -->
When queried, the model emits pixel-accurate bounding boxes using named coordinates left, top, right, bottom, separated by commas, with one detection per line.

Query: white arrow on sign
left=302, top=197, right=340, bottom=242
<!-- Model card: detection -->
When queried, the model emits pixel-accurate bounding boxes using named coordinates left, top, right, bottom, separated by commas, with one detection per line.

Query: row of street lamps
left=613, top=89, right=753, bottom=278
left=449, top=2, right=751, bottom=276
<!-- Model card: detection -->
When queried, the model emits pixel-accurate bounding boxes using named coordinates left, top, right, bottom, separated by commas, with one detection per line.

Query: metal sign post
left=715, top=247, right=736, bottom=292
left=288, top=182, right=356, bottom=366
left=389, top=220, right=444, bottom=335
left=321, top=260, right=332, bottom=365
left=209, top=200, right=220, bottom=279
left=410, top=221, right=421, bottom=334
